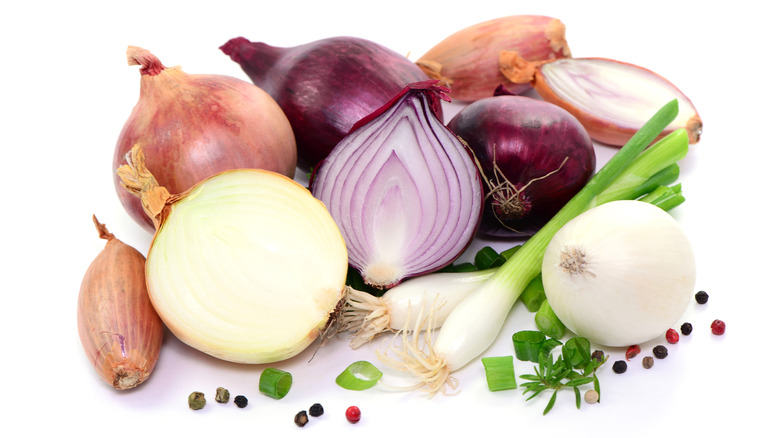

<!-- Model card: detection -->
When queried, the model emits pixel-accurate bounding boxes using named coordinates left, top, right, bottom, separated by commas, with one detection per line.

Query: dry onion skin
left=77, top=216, right=163, bottom=390
left=117, top=145, right=348, bottom=364
left=532, top=57, right=702, bottom=146
left=114, top=46, right=297, bottom=233
left=416, top=15, right=571, bottom=102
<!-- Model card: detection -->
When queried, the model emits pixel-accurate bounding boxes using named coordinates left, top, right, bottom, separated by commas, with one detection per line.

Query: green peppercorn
left=612, top=360, right=627, bottom=374
left=680, top=322, right=692, bottom=336
left=295, top=410, right=309, bottom=427
left=234, top=395, right=248, bottom=408
left=652, top=345, right=668, bottom=359
left=215, top=387, right=230, bottom=403
left=188, top=391, right=206, bottom=410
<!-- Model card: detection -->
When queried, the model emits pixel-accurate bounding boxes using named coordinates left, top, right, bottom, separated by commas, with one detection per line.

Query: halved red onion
left=532, top=57, right=702, bottom=146
left=311, top=81, right=483, bottom=289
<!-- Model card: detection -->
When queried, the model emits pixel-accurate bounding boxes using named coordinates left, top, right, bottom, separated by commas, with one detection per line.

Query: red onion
left=447, top=92, right=595, bottom=238
left=114, top=46, right=297, bottom=233
left=220, top=36, right=436, bottom=168
left=311, top=80, right=483, bottom=289
left=532, top=57, right=702, bottom=146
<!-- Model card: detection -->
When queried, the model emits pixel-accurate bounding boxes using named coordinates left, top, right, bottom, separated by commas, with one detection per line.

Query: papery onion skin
left=220, top=36, right=435, bottom=169
left=447, top=94, right=595, bottom=238
left=77, top=216, right=163, bottom=390
left=541, top=200, right=696, bottom=347
left=532, top=57, right=702, bottom=146
left=416, top=15, right=571, bottom=102
left=114, top=46, right=297, bottom=233
left=118, top=145, right=349, bottom=364
left=311, top=81, right=483, bottom=289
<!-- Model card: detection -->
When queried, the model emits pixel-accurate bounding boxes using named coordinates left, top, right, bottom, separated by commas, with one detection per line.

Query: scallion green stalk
left=480, top=356, right=518, bottom=391
left=535, top=300, right=566, bottom=340
left=398, top=100, right=687, bottom=393
left=258, top=367, right=293, bottom=399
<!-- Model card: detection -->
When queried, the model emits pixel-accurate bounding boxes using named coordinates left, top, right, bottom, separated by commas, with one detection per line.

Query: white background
left=3, top=0, right=777, bottom=435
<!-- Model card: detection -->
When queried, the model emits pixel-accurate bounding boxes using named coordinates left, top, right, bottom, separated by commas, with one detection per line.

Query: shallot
left=220, top=36, right=433, bottom=168
left=116, top=145, right=348, bottom=364
left=532, top=57, right=702, bottom=146
left=311, top=81, right=483, bottom=289
left=77, top=216, right=163, bottom=389
left=114, top=46, right=296, bottom=232
left=416, top=15, right=571, bottom=101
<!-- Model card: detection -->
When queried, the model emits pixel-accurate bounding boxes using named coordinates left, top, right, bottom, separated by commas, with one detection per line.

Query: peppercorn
left=695, top=290, right=709, bottom=304
left=642, top=356, right=654, bottom=369
left=680, top=322, right=693, bottom=336
left=294, top=410, right=309, bottom=427
left=711, top=319, right=726, bottom=335
left=625, top=344, right=640, bottom=360
left=188, top=391, right=206, bottom=410
left=665, top=328, right=680, bottom=344
left=612, top=360, right=627, bottom=374
left=309, top=403, right=324, bottom=417
left=215, top=387, right=230, bottom=403
left=591, top=349, right=605, bottom=362
left=652, top=345, right=668, bottom=359
left=345, top=405, right=361, bottom=423
left=234, top=395, right=248, bottom=408
left=584, top=389, right=599, bottom=404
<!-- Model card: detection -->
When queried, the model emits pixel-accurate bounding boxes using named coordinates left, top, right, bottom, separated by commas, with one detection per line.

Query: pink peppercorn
left=666, top=328, right=680, bottom=344
left=711, top=319, right=726, bottom=335
left=626, top=345, right=641, bottom=360
left=346, top=406, right=361, bottom=423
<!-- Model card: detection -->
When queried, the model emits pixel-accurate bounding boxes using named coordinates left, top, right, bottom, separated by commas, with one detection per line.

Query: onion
left=220, top=36, right=435, bottom=168
left=114, top=46, right=297, bottom=233
left=311, top=80, right=483, bottom=289
left=541, top=200, right=696, bottom=347
left=77, top=216, right=163, bottom=389
left=416, top=15, right=571, bottom=102
left=447, top=94, right=595, bottom=238
left=116, top=145, right=348, bottom=364
left=532, top=57, right=702, bottom=146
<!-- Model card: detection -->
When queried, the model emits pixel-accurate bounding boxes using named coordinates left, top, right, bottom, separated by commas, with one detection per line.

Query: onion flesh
left=117, top=146, right=348, bottom=364
left=533, top=57, right=702, bottom=146
left=114, top=46, right=297, bottom=233
left=311, top=81, right=483, bottom=289
left=220, top=36, right=434, bottom=168
left=541, top=200, right=696, bottom=347
left=447, top=94, right=595, bottom=238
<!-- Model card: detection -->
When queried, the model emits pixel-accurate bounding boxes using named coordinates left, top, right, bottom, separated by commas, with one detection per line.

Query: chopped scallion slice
left=512, top=330, right=547, bottom=362
left=474, top=246, right=506, bottom=270
left=481, top=356, right=517, bottom=391
left=335, top=360, right=383, bottom=391
left=519, top=274, right=546, bottom=312
left=535, top=300, right=566, bottom=339
left=258, top=367, right=292, bottom=399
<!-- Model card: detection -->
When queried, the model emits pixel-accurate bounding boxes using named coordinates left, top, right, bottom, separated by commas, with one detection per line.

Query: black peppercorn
left=591, top=350, right=605, bottom=362
left=695, top=290, right=709, bottom=304
left=652, top=345, right=668, bottom=359
left=234, top=395, right=248, bottom=408
left=295, top=410, right=309, bottom=427
left=612, top=360, right=627, bottom=374
left=680, top=322, right=693, bottom=336
left=309, top=403, right=324, bottom=417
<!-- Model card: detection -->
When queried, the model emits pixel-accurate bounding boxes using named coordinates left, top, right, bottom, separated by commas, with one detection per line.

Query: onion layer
left=311, top=81, right=483, bottom=289
left=532, top=57, right=702, bottom=146
left=114, top=46, right=297, bottom=233
left=117, top=146, right=348, bottom=364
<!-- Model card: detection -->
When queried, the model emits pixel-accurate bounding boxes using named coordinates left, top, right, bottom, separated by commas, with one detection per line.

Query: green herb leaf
left=543, top=390, right=558, bottom=415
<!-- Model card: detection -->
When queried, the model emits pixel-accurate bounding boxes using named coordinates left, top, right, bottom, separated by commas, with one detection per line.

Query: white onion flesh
left=146, top=170, right=348, bottom=364
left=541, top=200, right=696, bottom=347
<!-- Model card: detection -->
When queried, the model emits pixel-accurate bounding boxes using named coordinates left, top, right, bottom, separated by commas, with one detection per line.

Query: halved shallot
left=116, top=145, right=348, bottom=364
left=532, top=57, right=702, bottom=146
left=311, top=81, right=483, bottom=289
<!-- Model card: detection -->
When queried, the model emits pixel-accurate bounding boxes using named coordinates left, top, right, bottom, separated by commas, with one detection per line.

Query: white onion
left=541, top=200, right=696, bottom=347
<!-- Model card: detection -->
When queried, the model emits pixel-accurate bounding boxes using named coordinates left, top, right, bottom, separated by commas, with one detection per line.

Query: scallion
left=258, top=367, right=292, bottom=399
left=481, top=356, right=517, bottom=391
left=335, top=361, right=383, bottom=391
left=535, top=300, right=567, bottom=340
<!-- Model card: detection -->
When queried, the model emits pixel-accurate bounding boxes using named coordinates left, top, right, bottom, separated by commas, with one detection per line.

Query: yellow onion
left=117, top=145, right=348, bottom=364
left=113, top=46, right=297, bottom=233
left=416, top=15, right=571, bottom=102
left=77, top=216, right=163, bottom=390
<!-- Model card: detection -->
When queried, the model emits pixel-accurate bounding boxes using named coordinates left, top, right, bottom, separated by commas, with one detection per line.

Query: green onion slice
left=512, top=330, right=547, bottom=362
left=336, top=361, right=383, bottom=390
left=259, top=367, right=292, bottom=399
left=481, top=356, right=517, bottom=391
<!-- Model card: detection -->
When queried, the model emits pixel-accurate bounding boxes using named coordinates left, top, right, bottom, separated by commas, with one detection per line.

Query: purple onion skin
left=447, top=95, right=595, bottom=238
left=221, top=36, right=436, bottom=169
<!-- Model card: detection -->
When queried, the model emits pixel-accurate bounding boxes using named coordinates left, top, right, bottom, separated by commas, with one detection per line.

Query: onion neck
left=219, top=37, right=284, bottom=83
